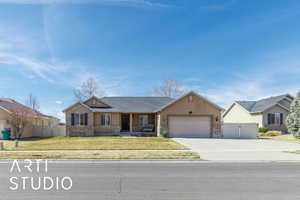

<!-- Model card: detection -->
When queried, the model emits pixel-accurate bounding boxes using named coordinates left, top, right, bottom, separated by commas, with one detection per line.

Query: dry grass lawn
left=290, top=150, right=300, bottom=154
left=258, top=134, right=300, bottom=144
left=0, top=137, right=187, bottom=150
left=0, top=151, right=199, bottom=159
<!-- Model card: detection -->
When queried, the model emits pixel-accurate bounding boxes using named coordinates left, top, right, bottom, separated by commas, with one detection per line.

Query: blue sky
left=0, top=0, right=300, bottom=120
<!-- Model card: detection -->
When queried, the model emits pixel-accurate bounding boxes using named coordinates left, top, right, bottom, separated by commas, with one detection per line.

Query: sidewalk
left=199, top=151, right=300, bottom=161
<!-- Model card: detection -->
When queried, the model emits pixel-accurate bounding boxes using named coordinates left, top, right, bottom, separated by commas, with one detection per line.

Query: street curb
left=0, top=149, right=191, bottom=152
left=1, top=159, right=300, bottom=164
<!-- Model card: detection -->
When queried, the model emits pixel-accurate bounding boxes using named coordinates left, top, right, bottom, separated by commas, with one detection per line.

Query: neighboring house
left=223, top=94, right=294, bottom=132
left=0, top=98, right=60, bottom=138
left=63, top=91, right=223, bottom=138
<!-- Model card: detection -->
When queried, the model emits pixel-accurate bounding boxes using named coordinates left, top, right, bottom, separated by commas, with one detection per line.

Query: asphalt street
left=0, top=161, right=300, bottom=200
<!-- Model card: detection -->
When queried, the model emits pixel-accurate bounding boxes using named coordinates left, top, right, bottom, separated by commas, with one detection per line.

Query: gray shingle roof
left=236, top=94, right=293, bottom=113
left=91, top=97, right=174, bottom=113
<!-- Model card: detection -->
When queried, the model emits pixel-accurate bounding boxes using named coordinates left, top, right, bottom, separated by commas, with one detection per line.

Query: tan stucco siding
left=0, top=108, right=9, bottom=120
left=224, top=103, right=263, bottom=127
left=0, top=108, right=34, bottom=138
left=94, top=113, right=120, bottom=133
left=263, top=105, right=289, bottom=131
left=65, top=104, right=94, bottom=136
left=159, top=93, right=221, bottom=137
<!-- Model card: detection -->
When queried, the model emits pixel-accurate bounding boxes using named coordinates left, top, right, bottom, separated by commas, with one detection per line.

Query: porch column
left=130, top=113, right=133, bottom=132
left=90, top=112, right=95, bottom=136
left=156, top=114, right=161, bottom=137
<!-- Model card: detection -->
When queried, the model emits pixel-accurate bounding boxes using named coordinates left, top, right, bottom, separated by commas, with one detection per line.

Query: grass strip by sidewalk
left=0, top=151, right=199, bottom=159
left=289, top=150, right=300, bottom=154
left=258, top=134, right=300, bottom=144
left=1, top=137, right=187, bottom=150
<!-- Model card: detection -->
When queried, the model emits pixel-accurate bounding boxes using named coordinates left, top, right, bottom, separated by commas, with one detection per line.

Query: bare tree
left=9, top=108, right=34, bottom=146
left=26, top=93, right=39, bottom=111
left=153, top=78, right=187, bottom=98
left=74, top=77, right=102, bottom=101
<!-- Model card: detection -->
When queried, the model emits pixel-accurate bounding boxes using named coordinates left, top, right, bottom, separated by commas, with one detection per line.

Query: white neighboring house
left=223, top=94, right=294, bottom=132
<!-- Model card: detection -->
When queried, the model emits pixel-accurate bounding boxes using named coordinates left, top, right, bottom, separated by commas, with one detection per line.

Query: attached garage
left=157, top=91, right=223, bottom=138
left=168, top=116, right=211, bottom=138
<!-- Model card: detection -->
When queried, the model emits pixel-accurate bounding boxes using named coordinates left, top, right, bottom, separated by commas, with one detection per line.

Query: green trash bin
left=1, top=129, right=11, bottom=140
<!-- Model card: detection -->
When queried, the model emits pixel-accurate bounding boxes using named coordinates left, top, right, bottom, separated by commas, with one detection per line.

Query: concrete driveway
left=173, top=138, right=300, bottom=161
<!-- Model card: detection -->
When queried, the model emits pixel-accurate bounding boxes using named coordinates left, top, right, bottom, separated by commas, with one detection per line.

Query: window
left=80, top=114, right=85, bottom=126
left=139, top=115, right=149, bottom=127
left=268, top=113, right=283, bottom=125
left=188, top=95, right=193, bottom=102
left=71, top=113, right=88, bottom=126
left=101, top=113, right=111, bottom=127
left=275, top=113, right=281, bottom=125
left=268, top=113, right=274, bottom=125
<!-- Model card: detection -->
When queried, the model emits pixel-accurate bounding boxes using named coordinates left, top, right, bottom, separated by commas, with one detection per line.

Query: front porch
left=93, top=112, right=159, bottom=136
left=122, top=113, right=157, bottom=132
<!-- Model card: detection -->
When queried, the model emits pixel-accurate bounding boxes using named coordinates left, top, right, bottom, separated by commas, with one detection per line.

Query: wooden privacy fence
left=32, top=125, right=66, bottom=137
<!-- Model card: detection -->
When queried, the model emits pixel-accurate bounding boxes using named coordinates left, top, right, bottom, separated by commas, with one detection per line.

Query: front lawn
left=258, top=134, right=300, bottom=144
left=0, top=137, right=187, bottom=150
left=0, top=151, right=199, bottom=159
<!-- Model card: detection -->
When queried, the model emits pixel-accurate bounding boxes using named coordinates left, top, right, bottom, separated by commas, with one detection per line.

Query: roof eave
left=250, top=103, right=290, bottom=114
left=0, top=105, right=12, bottom=114
left=63, top=102, right=93, bottom=113
left=92, top=110, right=157, bottom=113
left=249, top=111, right=263, bottom=114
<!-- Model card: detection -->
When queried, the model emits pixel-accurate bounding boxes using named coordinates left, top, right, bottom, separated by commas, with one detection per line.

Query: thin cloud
left=186, top=46, right=300, bottom=109
left=200, top=0, right=236, bottom=11
left=196, top=71, right=300, bottom=109
left=0, top=0, right=171, bottom=7
left=71, top=69, right=129, bottom=97
left=0, top=53, right=68, bottom=82
left=55, top=100, right=63, bottom=104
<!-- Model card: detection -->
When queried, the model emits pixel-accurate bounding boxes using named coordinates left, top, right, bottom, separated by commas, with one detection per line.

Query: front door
left=121, top=114, right=130, bottom=132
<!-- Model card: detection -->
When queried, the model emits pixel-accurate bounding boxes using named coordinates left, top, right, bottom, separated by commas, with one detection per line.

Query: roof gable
left=63, top=101, right=92, bottom=113
left=235, top=94, right=293, bottom=113
left=156, top=91, right=223, bottom=112
left=83, top=96, right=111, bottom=108
left=264, top=103, right=290, bottom=112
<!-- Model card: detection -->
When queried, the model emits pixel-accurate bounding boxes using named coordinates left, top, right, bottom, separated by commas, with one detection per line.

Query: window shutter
left=107, top=114, right=111, bottom=126
left=71, top=113, right=75, bottom=126
left=139, top=116, right=143, bottom=127
left=85, top=113, right=88, bottom=125
left=280, top=113, right=283, bottom=125
left=101, top=114, right=105, bottom=126
left=267, top=114, right=271, bottom=125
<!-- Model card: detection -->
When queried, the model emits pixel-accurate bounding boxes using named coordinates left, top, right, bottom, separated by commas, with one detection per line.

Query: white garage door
left=169, top=116, right=211, bottom=138
left=222, top=123, right=258, bottom=139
